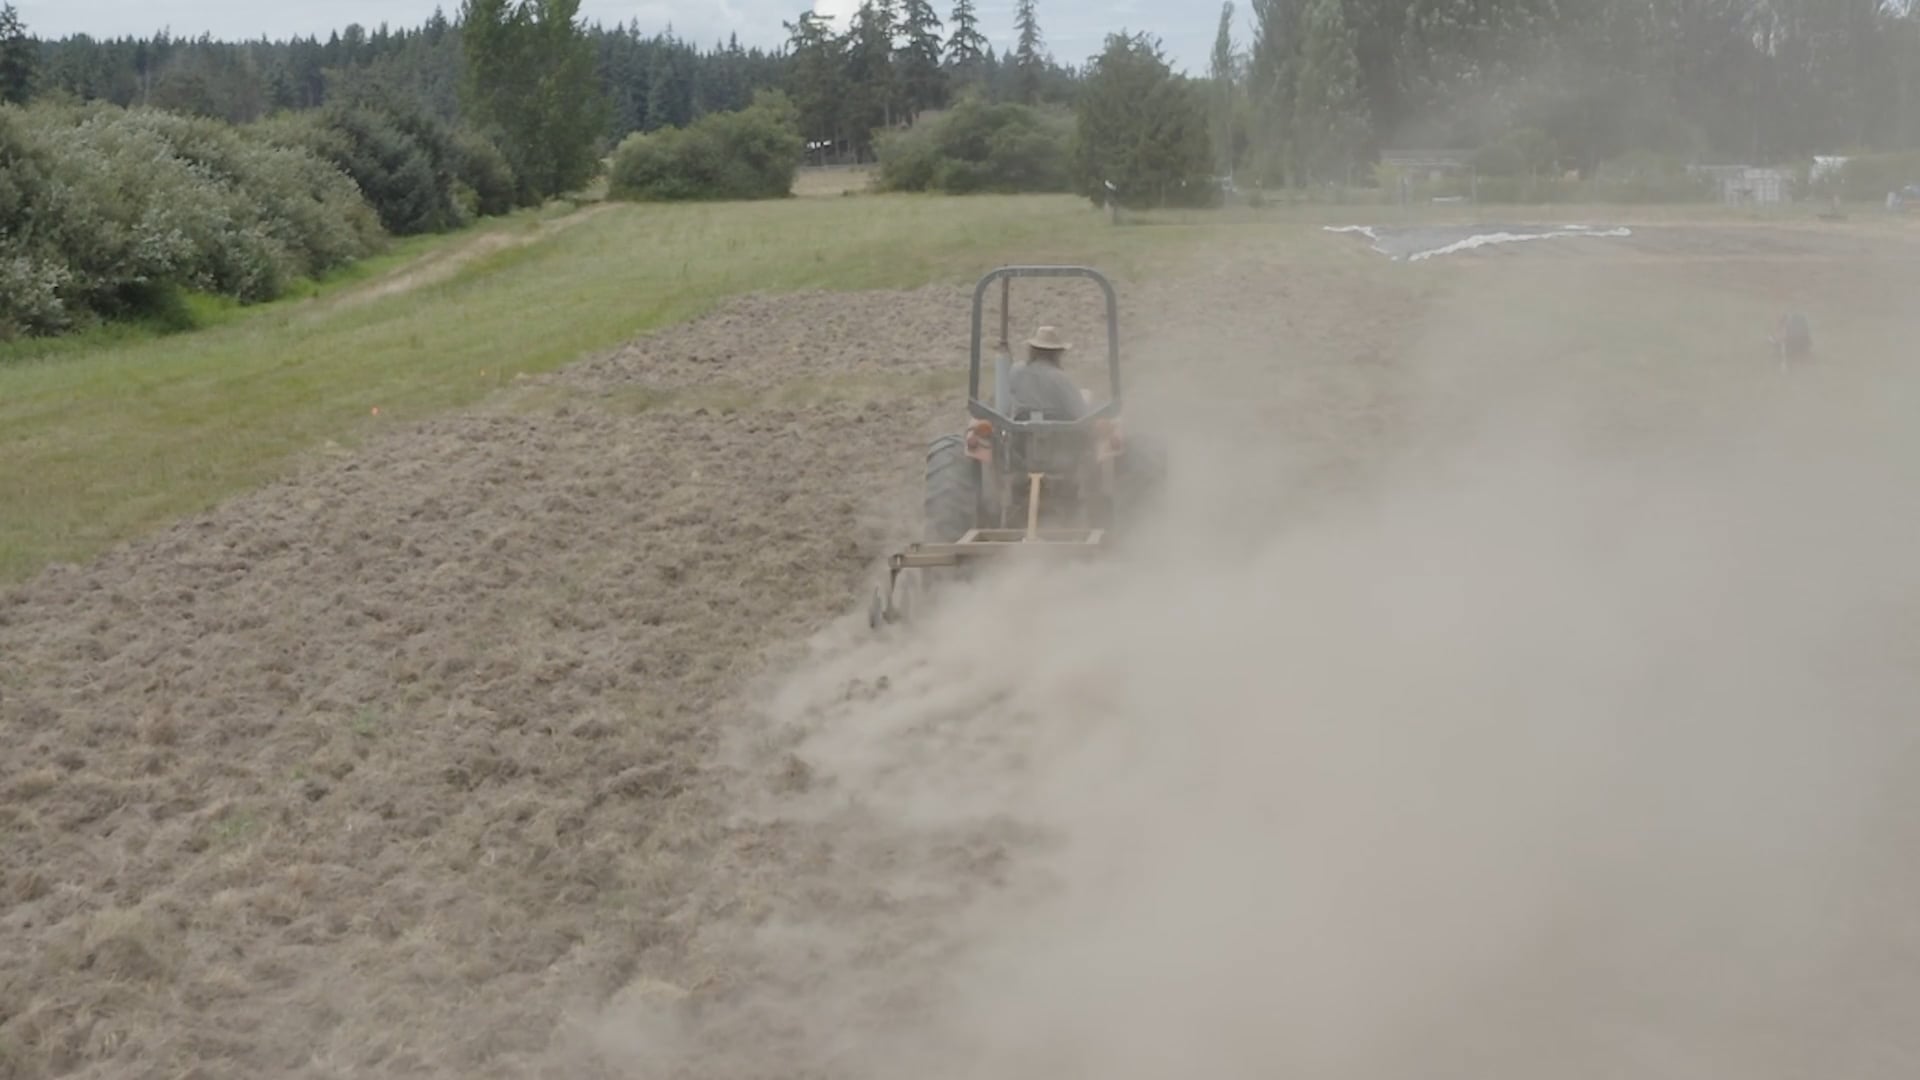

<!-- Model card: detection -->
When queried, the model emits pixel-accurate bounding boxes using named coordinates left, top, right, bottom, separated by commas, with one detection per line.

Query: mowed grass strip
left=0, top=193, right=1226, bottom=584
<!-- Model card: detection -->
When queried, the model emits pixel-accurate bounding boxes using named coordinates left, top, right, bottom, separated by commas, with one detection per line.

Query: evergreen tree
left=899, top=0, right=947, bottom=120
left=1209, top=2, right=1238, bottom=177
left=946, top=0, right=989, bottom=86
left=1293, top=0, right=1367, bottom=183
left=0, top=3, right=36, bottom=105
left=1071, top=32, right=1214, bottom=207
left=1013, top=0, right=1043, bottom=104
left=783, top=11, right=847, bottom=156
left=12, top=0, right=1918, bottom=179
left=646, top=41, right=692, bottom=130
left=843, top=0, right=900, bottom=151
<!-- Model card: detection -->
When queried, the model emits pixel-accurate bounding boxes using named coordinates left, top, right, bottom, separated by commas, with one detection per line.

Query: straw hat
left=1026, top=326, right=1071, bottom=352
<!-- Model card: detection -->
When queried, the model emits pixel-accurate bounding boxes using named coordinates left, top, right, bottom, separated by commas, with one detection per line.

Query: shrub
left=29, top=104, right=258, bottom=313
left=126, top=109, right=382, bottom=293
left=255, top=97, right=513, bottom=236
left=453, top=127, right=521, bottom=217
left=312, top=105, right=451, bottom=234
left=0, top=108, right=72, bottom=335
left=876, top=98, right=1073, bottom=195
left=607, top=91, right=804, bottom=202
left=0, top=100, right=386, bottom=339
left=242, top=144, right=387, bottom=277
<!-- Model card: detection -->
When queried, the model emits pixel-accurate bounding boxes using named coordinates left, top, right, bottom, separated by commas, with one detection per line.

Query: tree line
left=782, top=0, right=1081, bottom=161
left=18, top=0, right=1910, bottom=193
left=1217, top=0, right=1920, bottom=187
left=3, top=5, right=784, bottom=144
left=2, top=0, right=1086, bottom=162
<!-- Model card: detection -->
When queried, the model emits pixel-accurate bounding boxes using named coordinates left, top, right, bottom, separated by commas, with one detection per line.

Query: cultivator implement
left=870, top=470, right=1108, bottom=626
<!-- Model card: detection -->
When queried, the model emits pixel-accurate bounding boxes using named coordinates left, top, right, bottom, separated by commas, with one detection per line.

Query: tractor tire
left=925, top=433, right=979, bottom=543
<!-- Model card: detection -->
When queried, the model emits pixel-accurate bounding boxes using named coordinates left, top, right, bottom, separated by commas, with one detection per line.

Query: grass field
left=0, top=192, right=1233, bottom=584
left=0, top=185, right=1896, bottom=586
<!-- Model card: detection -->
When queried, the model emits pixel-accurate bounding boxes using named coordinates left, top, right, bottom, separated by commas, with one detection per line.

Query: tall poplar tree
left=1292, top=0, right=1367, bottom=183
left=1249, top=0, right=1305, bottom=183
left=1210, top=2, right=1238, bottom=176
left=459, top=0, right=606, bottom=199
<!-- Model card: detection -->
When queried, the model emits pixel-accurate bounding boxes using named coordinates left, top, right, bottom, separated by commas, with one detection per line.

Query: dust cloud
left=584, top=245, right=1920, bottom=1079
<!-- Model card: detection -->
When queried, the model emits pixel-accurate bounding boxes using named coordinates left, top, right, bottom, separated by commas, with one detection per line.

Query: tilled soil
left=5, top=222, right=1918, bottom=1079
left=0, top=242, right=1418, bottom=1078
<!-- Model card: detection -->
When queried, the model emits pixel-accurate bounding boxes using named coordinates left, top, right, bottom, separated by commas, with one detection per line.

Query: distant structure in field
left=1378, top=148, right=1476, bottom=205
left=1688, top=164, right=1793, bottom=205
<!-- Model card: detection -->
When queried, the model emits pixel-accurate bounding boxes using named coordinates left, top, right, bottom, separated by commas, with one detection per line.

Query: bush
left=30, top=104, right=284, bottom=313
left=0, top=108, right=72, bottom=335
left=0, top=100, right=386, bottom=339
left=453, top=127, right=521, bottom=217
left=608, top=91, right=804, bottom=202
left=281, top=105, right=452, bottom=235
left=125, top=109, right=383, bottom=294
left=876, top=98, right=1073, bottom=195
left=255, top=97, right=517, bottom=236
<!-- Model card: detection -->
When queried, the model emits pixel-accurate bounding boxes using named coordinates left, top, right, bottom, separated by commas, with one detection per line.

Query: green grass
left=0, top=192, right=1225, bottom=583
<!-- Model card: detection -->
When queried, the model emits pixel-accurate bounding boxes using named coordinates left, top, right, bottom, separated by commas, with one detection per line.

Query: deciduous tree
left=1248, top=0, right=1304, bottom=183
left=459, top=0, right=607, bottom=200
left=1292, top=0, right=1368, bottom=183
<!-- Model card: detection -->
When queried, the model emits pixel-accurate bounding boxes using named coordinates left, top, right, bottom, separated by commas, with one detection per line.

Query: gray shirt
left=1006, top=360, right=1087, bottom=421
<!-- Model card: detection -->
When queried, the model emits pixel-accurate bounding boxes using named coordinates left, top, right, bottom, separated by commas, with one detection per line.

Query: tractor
left=870, top=265, right=1165, bottom=628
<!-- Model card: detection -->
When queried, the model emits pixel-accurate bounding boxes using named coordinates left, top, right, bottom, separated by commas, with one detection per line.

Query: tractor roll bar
left=968, top=265, right=1121, bottom=416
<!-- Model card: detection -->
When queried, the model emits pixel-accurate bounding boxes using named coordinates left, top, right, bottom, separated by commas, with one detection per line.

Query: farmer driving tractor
left=1007, top=324, right=1093, bottom=421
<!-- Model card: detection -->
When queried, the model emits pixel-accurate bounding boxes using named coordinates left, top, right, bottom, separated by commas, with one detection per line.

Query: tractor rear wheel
left=925, top=433, right=980, bottom=543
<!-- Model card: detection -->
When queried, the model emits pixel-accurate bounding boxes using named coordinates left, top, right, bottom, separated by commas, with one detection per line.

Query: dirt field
left=4, top=220, right=1920, bottom=1078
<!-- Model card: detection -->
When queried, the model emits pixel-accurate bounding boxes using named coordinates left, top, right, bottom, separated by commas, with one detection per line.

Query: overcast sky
left=15, top=0, right=1221, bottom=73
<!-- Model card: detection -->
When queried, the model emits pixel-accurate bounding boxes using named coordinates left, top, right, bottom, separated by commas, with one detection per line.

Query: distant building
left=1688, top=164, right=1793, bottom=205
left=1811, top=156, right=1849, bottom=185
left=1378, top=148, right=1476, bottom=204
left=1378, top=148, right=1474, bottom=183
